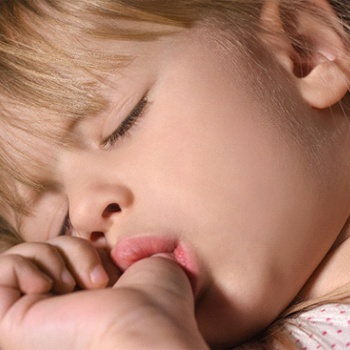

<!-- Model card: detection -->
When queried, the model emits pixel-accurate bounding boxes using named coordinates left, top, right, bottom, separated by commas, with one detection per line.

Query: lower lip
left=110, top=236, right=200, bottom=295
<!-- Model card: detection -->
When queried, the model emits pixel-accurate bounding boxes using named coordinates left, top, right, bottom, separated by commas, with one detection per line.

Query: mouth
left=110, top=235, right=201, bottom=295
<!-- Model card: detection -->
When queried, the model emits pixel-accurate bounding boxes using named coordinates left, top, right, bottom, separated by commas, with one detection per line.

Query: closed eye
left=102, top=96, right=148, bottom=148
left=59, top=212, right=72, bottom=236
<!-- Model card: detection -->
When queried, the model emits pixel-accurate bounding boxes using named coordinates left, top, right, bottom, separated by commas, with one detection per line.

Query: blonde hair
left=0, top=0, right=260, bottom=215
left=0, top=0, right=350, bottom=348
left=0, top=0, right=348, bottom=212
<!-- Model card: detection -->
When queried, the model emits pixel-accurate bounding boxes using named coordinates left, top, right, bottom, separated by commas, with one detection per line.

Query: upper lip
left=110, top=235, right=201, bottom=295
left=110, top=235, right=178, bottom=270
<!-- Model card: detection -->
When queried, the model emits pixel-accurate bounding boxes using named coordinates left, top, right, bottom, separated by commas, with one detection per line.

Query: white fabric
left=236, top=303, right=350, bottom=349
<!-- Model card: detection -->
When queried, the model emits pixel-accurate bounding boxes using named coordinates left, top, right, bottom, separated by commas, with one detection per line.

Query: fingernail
left=61, top=270, right=76, bottom=286
left=90, top=265, right=109, bottom=286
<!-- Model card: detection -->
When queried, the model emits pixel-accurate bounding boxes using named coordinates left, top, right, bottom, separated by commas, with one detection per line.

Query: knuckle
left=51, top=235, right=93, bottom=250
left=32, top=243, right=62, bottom=261
left=49, top=236, right=100, bottom=265
left=0, top=253, right=25, bottom=265
left=7, top=242, right=65, bottom=269
left=0, top=254, right=34, bottom=272
left=5, top=242, right=54, bottom=255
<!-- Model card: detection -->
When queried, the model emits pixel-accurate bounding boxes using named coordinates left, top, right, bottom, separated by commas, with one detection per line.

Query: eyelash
left=59, top=213, right=72, bottom=236
left=103, top=96, right=148, bottom=148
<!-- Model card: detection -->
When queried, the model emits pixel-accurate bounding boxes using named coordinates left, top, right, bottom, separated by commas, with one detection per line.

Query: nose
left=69, top=184, right=133, bottom=239
left=62, top=152, right=134, bottom=243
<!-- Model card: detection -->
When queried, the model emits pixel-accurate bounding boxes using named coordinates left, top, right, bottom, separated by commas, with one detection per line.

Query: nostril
left=103, top=203, right=121, bottom=217
left=90, top=231, right=105, bottom=242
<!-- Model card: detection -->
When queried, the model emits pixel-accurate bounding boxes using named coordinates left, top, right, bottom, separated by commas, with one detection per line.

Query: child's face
left=10, top=25, right=350, bottom=346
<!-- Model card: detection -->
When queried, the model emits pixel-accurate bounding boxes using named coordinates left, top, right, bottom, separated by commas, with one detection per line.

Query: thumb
left=115, top=255, right=194, bottom=306
left=112, top=256, right=209, bottom=349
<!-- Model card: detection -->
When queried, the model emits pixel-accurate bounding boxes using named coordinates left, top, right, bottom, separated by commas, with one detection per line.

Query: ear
left=260, top=0, right=350, bottom=109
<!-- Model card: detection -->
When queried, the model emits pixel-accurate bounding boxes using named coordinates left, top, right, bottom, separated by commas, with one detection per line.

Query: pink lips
left=110, top=236, right=200, bottom=294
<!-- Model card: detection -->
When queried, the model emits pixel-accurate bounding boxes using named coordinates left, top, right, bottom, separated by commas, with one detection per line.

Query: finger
left=97, top=248, right=122, bottom=287
left=48, top=236, right=112, bottom=289
left=116, top=256, right=194, bottom=310
left=4, top=243, right=76, bottom=294
left=0, top=254, right=52, bottom=318
left=112, top=257, right=207, bottom=349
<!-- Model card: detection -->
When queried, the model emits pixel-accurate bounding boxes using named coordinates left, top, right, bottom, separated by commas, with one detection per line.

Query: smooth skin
left=1, top=0, right=350, bottom=348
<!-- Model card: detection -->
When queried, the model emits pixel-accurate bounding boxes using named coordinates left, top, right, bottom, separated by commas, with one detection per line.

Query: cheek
left=130, top=85, right=308, bottom=233
left=135, top=94, right=331, bottom=270
left=19, top=193, right=67, bottom=242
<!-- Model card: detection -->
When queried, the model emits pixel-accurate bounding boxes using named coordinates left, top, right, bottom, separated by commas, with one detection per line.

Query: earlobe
left=260, top=0, right=350, bottom=109
left=298, top=59, right=350, bottom=109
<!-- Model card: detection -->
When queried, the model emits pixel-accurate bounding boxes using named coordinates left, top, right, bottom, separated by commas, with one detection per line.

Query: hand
left=0, top=239, right=208, bottom=349
left=0, top=236, right=118, bottom=294
left=95, top=256, right=209, bottom=349
left=0, top=236, right=118, bottom=349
